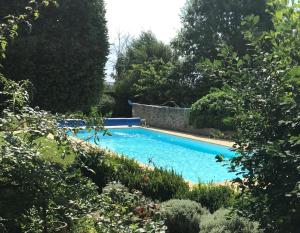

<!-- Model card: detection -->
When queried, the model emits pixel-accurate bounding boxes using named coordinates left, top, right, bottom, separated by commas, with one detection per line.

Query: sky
left=104, top=0, right=186, bottom=81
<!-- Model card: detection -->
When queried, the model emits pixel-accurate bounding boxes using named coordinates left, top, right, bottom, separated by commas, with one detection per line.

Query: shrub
left=72, top=217, right=98, bottom=233
left=95, top=182, right=167, bottom=232
left=190, top=89, right=235, bottom=130
left=201, top=208, right=262, bottom=233
left=72, top=182, right=168, bottom=233
left=141, top=167, right=189, bottom=201
left=176, top=183, right=236, bottom=213
left=97, top=94, right=115, bottom=117
left=0, top=136, right=100, bottom=233
left=161, top=199, right=208, bottom=233
left=77, top=150, right=190, bottom=201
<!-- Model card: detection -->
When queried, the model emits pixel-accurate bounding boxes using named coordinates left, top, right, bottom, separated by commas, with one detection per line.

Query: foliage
left=0, top=101, right=102, bottom=233
left=201, top=208, right=262, bottom=233
left=72, top=217, right=99, bottom=233
left=0, top=85, right=103, bottom=232
left=93, top=182, right=167, bottom=233
left=126, top=59, right=176, bottom=105
left=77, top=149, right=190, bottom=201
left=114, top=31, right=173, bottom=80
left=70, top=182, right=169, bottom=233
left=36, top=137, right=76, bottom=167
left=113, top=31, right=179, bottom=116
left=190, top=89, right=236, bottom=130
left=167, top=0, right=273, bottom=105
left=0, top=4, right=107, bottom=232
left=161, top=199, right=208, bottom=233
left=97, top=93, right=115, bottom=117
left=172, top=0, right=272, bottom=60
left=176, top=183, right=236, bottom=213
left=198, top=1, right=300, bottom=232
left=1, top=0, right=109, bottom=113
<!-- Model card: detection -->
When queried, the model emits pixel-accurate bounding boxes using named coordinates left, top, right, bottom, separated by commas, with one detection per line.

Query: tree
left=0, top=0, right=109, bottom=113
left=113, top=31, right=178, bottom=116
left=124, top=59, right=176, bottom=105
left=202, top=1, right=300, bottom=231
left=170, top=0, right=273, bottom=103
left=114, top=31, right=173, bottom=81
left=173, top=0, right=272, bottom=60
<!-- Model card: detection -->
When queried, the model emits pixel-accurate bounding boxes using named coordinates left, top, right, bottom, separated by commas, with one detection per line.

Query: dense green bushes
left=190, top=89, right=235, bottom=130
left=113, top=32, right=181, bottom=116
left=176, top=183, right=236, bottom=213
left=161, top=199, right=208, bottom=233
left=97, top=94, right=115, bottom=117
left=95, top=182, right=167, bottom=232
left=199, top=2, right=300, bottom=231
left=0, top=116, right=100, bottom=232
left=77, top=149, right=189, bottom=201
left=71, top=183, right=170, bottom=232
left=201, top=208, right=262, bottom=233
left=161, top=201, right=259, bottom=233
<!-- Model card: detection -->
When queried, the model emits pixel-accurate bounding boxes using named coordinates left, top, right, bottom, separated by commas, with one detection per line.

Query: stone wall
left=132, top=103, right=191, bottom=131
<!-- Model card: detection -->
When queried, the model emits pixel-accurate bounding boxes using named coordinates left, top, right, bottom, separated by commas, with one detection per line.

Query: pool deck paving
left=145, top=127, right=235, bottom=147
left=105, top=125, right=234, bottom=147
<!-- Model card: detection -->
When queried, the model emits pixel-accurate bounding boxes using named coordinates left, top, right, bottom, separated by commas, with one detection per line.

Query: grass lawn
left=36, top=137, right=76, bottom=167
left=0, top=132, right=76, bottom=167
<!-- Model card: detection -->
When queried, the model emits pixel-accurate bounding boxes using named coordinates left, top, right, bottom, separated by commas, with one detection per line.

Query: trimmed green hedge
left=190, top=89, right=235, bottom=131
left=176, top=183, right=236, bottom=213
left=77, top=149, right=189, bottom=201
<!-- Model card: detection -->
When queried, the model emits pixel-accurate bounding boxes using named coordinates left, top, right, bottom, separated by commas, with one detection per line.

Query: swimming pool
left=72, top=127, right=237, bottom=183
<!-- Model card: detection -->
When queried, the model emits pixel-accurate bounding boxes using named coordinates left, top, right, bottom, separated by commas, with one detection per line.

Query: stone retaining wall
left=132, top=103, right=191, bottom=131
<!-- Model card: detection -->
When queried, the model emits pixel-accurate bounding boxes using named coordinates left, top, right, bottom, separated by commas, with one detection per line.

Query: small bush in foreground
left=72, top=217, right=99, bottom=233
left=176, top=183, right=236, bottom=213
left=95, top=182, right=167, bottom=233
left=72, top=182, right=167, bottom=233
left=161, top=199, right=208, bottom=233
left=201, top=208, right=262, bottom=233
left=77, top=150, right=189, bottom=201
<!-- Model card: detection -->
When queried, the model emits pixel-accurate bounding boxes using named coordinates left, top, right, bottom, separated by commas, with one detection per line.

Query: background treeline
left=111, top=0, right=273, bottom=118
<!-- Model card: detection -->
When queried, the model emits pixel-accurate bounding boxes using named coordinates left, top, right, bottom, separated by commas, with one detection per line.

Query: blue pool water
left=72, top=127, right=238, bottom=183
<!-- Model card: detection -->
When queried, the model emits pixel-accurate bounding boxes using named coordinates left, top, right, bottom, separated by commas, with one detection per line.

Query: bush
left=161, top=199, right=208, bottom=233
left=97, top=94, right=115, bottom=117
left=190, top=89, right=235, bottom=130
left=72, top=182, right=168, bottom=233
left=72, top=217, right=98, bottom=233
left=95, top=182, right=167, bottom=232
left=176, top=183, right=236, bottom=213
left=0, top=139, right=100, bottom=233
left=77, top=150, right=190, bottom=201
left=201, top=208, right=262, bottom=233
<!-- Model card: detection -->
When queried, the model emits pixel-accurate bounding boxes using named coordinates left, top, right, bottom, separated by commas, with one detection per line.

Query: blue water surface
left=72, top=127, right=238, bottom=183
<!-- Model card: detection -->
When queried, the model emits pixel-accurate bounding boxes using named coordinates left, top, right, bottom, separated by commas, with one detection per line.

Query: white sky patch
left=104, top=0, right=186, bottom=81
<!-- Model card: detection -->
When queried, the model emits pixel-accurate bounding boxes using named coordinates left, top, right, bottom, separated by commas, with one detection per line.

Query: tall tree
left=113, top=31, right=178, bottom=116
left=0, top=0, right=109, bottom=113
left=202, top=1, right=300, bottom=231
left=171, top=0, right=273, bottom=104
left=173, top=0, right=272, bottom=60
left=114, top=31, right=173, bottom=81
